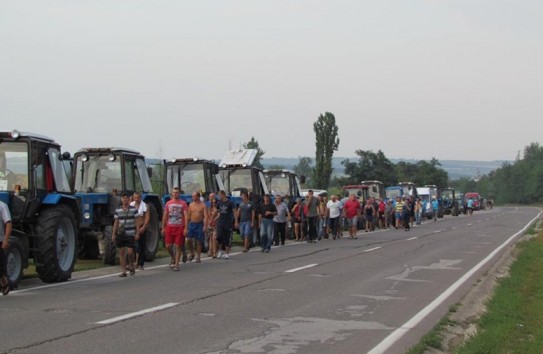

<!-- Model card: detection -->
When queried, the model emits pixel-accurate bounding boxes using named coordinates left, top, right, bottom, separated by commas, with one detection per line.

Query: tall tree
left=312, top=112, right=340, bottom=189
left=243, top=137, right=265, bottom=169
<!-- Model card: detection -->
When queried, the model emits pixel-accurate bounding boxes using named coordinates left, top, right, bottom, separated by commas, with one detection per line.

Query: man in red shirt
left=378, top=198, right=386, bottom=229
left=343, top=194, right=361, bottom=239
left=162, top=187, right=188, bottom=271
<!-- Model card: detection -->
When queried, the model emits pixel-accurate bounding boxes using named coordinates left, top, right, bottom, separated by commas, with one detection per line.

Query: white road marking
left=96, top=302, right=178, bottom=325
left=285, top=264, right=318, bottom=273
left=364, top=247, right=382, bottom=253
left=406, top=237, right=418, bottom=241
left=367, top=210, right=542, bottom=354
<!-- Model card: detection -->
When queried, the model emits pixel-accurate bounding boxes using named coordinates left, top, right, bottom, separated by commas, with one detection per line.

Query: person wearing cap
left=112, top=191, right=140, bottom=277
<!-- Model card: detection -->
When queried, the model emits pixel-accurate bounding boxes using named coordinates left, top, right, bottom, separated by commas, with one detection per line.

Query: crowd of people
left=110, top=188, right=482, bottom=278
left=0, top=188, right=480, bottom=287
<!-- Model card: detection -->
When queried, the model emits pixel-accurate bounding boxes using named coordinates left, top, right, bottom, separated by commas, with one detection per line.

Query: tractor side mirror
left=147, top=167, right=153, bottom=178
left=300, top=175, right=306, bottom=184
left=357, top=191, right=362, bottom=197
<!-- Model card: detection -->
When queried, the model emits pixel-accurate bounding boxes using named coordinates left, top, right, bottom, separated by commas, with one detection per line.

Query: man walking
left=216, top=190, right=236, bottom=259
left=273, top=195, right=290, bottom=246
left=162, top=187, right=188, bottom=271
left=186, top=192, right=208, bottom=263
left=112, top=192, right=140, bottom=277
left=258, top=194, right=277, bottom=252
left=130, top=191, right=149, bottom=270
left=236, top=192, right=254, bottom=253
left=343, top=194, right=360, bottom=239
left=304, top=190, right=321, bottom=243
left=326, top=195, right=343, bottom=239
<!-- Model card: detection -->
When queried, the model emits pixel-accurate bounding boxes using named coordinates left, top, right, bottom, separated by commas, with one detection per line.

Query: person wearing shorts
left=162, top=187, right=188, bottom=271
left=186, top=192, right=208, bottom=263
left=112, top=192, right=139, bottom=277
left=343, top=194, right=361, bottom=239
left=216, top=190, right=236, bottom=259
left=236, top=192, right=254, bottom=253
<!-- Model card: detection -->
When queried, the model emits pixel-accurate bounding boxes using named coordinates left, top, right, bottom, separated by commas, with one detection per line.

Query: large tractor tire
left=6, top=237, right=25, bottom=288
left=103, top=225, right=117, bottom=266
left=144, top=204, right=160, bottom=262
left=35, top=206, right=77, bottom=283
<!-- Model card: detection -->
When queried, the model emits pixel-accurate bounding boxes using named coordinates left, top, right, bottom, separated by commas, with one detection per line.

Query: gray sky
left=1, top=1, right=541, bottom=162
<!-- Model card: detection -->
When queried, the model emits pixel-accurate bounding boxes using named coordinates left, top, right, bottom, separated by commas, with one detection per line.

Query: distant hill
left=261, top=157, right=509, bottom=180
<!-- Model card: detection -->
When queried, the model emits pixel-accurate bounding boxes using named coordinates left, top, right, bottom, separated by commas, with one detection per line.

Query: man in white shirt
left=326, top=195, right=343, bottom=240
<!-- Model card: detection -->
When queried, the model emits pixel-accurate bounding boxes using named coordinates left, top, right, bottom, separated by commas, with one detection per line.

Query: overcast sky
left=1, top=1, right=541, bottom=162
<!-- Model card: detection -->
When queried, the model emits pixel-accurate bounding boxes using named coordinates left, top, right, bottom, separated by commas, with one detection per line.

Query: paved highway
left=0, top=207, right=540, bottom=354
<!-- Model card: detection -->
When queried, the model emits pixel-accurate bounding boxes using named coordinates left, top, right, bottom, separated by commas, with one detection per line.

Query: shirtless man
left=185, top=192, right=208, bottom=263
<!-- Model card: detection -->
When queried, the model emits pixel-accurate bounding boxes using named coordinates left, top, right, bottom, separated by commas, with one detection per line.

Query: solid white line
left=406, top=237, right=418, bottom=241
left=367, top=210, right=542, bottom=354
left=364, top=247, right=382, bottom=253
left=285, top=264, right=318, bottom=273
left=96, top=303, right=179, bottom=325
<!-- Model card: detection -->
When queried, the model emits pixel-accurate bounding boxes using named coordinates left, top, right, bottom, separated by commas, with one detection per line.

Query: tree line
left=243, top=113, right=542, bottom=205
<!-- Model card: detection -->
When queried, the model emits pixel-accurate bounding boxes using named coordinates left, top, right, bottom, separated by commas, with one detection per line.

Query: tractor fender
left=42, top=194, right=81, bottom=225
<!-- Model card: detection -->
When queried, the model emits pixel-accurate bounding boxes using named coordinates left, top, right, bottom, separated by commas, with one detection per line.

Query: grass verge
left=454, top=228, right=543, bottom=354
left=407, top=225, right=543, bottom=354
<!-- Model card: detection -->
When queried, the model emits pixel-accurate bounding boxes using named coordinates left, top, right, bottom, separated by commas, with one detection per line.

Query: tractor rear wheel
left=35, top=206, right=77, bottom=283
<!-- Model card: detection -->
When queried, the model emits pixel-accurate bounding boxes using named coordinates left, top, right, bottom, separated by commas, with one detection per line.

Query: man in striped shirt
left=112, top=192, right=140, bottom=277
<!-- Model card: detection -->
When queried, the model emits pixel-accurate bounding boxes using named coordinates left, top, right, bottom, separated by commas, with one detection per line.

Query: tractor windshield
left=74, top=155, right=122, bottom=193
left=166, top=163, right=207, bottom=195
left=220, top=168, right=253, bottom=196
left=267, top=174, right=290, bottom=196
left=442, top=190, right=454, bottom=200
left=0, top=142, right=29, bottom=192
left=386, top=188, right=401, bottom=200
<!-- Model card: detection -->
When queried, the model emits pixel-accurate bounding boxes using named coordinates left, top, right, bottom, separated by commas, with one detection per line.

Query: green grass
left=408, top=226, right=543, bottom=354
left=454, top=230, right=543, bottom=354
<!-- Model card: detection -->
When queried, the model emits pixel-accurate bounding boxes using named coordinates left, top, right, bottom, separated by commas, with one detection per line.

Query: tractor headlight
left=84, top=212, right=91, bottom=220
left=10, top=130, right=20, bottom=139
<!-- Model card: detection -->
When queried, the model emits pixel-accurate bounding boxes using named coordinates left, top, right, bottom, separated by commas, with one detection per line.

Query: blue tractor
left=71, top=148, right=162, bottom=265
left=0, top=130, right=79, bottom=287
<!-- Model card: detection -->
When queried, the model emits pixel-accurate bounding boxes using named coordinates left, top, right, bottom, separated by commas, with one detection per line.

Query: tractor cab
left=361, top=180, right=385, bottom=200
left=218, top=149, right=269, bottom=206
left=441, top=187, right=459, bottom=216
left=72, top=147, right=162, bottom=264
left=264, top=169, right=305, bottom=208
left=163, top=158, right=225, bottom=204
left=341, top=185, right=369, bottom=204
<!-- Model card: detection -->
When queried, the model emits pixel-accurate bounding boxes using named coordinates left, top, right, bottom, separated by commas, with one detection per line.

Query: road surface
left=0, top=206, right=540, bottom=354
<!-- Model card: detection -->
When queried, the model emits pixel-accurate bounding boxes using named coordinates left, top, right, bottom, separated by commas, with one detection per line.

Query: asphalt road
left=0, top=207, right=540, bottom=354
